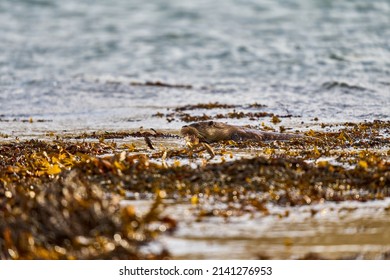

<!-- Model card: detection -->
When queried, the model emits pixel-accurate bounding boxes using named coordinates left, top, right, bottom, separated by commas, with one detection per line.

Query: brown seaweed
left=0, top=119, right=389, bottom=259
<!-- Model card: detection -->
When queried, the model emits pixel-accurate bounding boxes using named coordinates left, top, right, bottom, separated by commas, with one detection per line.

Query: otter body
left=181, top=121, right=304, bottom=143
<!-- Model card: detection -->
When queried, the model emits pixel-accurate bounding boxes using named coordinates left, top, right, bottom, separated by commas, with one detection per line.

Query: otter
left=181, top=121, right=306, bottom=143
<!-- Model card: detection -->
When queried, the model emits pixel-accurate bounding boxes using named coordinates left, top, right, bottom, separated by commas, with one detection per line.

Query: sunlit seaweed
left=0, top=141, right=176, bottom=260
left=0, top=173, right=175, bottom=259
left=0, top=119, right=389, bottom=259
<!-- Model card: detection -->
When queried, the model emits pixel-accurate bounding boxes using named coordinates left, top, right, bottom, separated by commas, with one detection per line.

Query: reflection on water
left=123, top=198, right=390, bottom=259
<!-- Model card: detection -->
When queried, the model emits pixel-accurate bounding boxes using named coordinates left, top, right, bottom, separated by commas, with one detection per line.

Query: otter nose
left=182, top=125, right=188, bottom=128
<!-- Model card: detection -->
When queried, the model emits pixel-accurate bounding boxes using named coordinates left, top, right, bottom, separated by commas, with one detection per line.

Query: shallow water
left=1, top=0, right=389, bottom=137
left=123, top=198, right=390, bottom=259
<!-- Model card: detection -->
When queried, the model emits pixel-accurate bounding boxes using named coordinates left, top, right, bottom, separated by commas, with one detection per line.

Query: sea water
left=0, top=0, right=389, bottom=136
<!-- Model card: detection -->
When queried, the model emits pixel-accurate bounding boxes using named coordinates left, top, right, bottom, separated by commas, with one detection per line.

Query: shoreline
left=1, top=117, right=389, bottom=259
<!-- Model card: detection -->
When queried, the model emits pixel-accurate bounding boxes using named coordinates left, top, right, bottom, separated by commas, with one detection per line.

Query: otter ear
left=208, top=121, right=214, bottom=126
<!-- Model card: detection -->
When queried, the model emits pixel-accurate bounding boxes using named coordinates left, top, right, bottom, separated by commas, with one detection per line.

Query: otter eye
left=208, top=121, right=214, bottom=126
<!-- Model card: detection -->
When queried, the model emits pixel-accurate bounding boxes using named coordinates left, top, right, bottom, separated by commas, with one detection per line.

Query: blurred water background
left=0, top=0, right=389, bottom=135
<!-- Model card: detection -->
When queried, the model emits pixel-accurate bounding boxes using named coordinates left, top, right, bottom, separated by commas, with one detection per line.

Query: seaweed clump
left=0, top=140, right=175, bottom=260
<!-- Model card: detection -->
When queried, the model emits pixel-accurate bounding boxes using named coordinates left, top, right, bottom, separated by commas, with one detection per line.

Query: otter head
left=181, top=121, right=228, bottom=143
